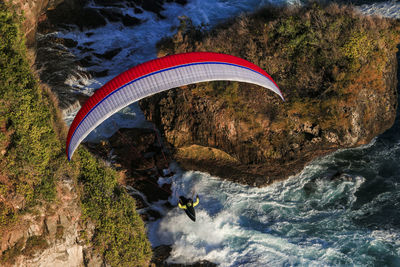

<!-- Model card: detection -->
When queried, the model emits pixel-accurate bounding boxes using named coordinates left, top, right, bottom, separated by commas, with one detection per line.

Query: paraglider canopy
left=66, top=52, right=284, bottom=160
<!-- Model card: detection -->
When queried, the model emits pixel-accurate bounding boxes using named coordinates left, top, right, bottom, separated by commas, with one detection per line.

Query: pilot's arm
left=193, top=195, right=199, bottom=207
left=178, top=202, right=187, bottom=209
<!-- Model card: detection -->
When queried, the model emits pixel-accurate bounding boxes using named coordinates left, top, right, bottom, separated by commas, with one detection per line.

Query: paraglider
left=178, top=194, right=200, bottom=222
left=66, top=52, right=284, bottom=160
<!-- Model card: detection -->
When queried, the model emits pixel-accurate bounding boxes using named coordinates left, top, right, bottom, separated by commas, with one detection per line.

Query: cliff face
left=141, top=55, right=397, bottom=185
left=140, top=5, right=399, bottom=186
left=9, top=0, right=50, bottom=47
left=1, top=2, right=90, bottom=266
left=0, top=180, right=92, bottom=267
left=2, top=1, right=153, bottom=264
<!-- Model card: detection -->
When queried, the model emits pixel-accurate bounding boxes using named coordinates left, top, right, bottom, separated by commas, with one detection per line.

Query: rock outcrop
left=8, top=0, right=52, bottom=47
left=0, top=178, right=88, bottom=267
left=152, top=245, right=217, bottom=267
left=140, top=5, right=399, bottom=186
left=3, top=1, right=399, bottom=265
left=141, top=51, right=398, bottom=186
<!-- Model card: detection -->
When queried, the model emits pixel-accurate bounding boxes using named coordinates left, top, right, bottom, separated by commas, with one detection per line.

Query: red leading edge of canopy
left=66, top=52, right=282, bottom=159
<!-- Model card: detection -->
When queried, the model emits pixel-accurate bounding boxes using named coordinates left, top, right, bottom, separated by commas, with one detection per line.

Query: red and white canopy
left=66, top=52, right=283, bottom=160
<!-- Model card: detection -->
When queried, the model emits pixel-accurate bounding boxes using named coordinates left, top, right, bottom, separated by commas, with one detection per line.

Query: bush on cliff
left=77, top=149, right=152, bottom=267
left=0, top=3, right=151, bottom=265
left=0, top=2, right=61, bottom=225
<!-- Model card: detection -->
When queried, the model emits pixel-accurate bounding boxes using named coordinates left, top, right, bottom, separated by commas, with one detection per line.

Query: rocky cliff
left=140, top=4, right=400, bottom=186
left=1, top=2, right=95, bottom=266
left=30, top=0, right=189, bottom=115
left=1, top=1, right=152, bottom=266
left=0, top=179, right=98, bottom=267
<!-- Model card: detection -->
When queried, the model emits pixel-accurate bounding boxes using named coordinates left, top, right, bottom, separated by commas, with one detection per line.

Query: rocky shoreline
left=141, top=4, right=399, bottom=186
left=3, top=0, right=399, bottom=265
left=85, top=127, right=220, bottom=266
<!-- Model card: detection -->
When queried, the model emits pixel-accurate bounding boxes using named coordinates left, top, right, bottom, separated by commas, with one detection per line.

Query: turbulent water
left=148, top=96, right=400, bottom=266
left=54, top=0, right=400, bottom=265
left=149, top=124, right=400, bottom=266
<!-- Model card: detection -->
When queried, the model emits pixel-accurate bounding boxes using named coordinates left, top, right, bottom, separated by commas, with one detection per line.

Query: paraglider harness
left=178, top=194, right=199, bottom=222
left=178, top=195, right=199, bottom=209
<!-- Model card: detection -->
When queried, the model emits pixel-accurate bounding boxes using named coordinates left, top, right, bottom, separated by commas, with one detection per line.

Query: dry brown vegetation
left=158, top=3, right=399, bottom=134
left=159, top=4, right=398, bottom=100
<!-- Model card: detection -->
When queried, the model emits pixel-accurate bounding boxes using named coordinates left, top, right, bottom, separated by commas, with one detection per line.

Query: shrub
left=0, top=2, right=62, bottom=227
left=77, top=149, right=152, bottom=266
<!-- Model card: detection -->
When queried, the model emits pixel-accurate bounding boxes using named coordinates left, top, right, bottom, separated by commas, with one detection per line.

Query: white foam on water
left=146, top=145, right=400, bottom=266
left=357, top=1, right=400, bottom=19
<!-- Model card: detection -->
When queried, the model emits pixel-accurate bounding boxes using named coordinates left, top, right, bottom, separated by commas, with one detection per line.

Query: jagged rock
left=93, top=47, right=122, bottom=60
left=44, top=216, right=59, bottom=238
left=167, top=0, right=188, bottom=5
left=134, top=7, right=143, bottom=14
left=121, top=14, right=141, bottom=26
left=141, top=0, right=165, bottom=17
left=90, top=69, right=109, bottom=77
left=151, top=245, right=217, bottom=267
left=45, top=2, right=108, bottom=31
left=35, top=33, right=91, bottom=115
left=76, top=8, right=107, bottom=29
left=93, top=0, right=124, bottom=7
left=78, top=55, right=95, bottom=67
left=0, top=177, right=85, bottom=266
left=99, top=8, right=123, bottom=22
left=86, top=128, right=173, bottom=203
left=140, top=7, right=398, bottom=186
left=152, top=245, right=172, bottom=266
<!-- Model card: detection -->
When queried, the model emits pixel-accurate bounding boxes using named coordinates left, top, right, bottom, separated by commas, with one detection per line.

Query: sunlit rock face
left=0, top=178, right=90, bottom=267
left=140, top=57, right=397, bottom=185
left=140, top=6, right=398, bottom=186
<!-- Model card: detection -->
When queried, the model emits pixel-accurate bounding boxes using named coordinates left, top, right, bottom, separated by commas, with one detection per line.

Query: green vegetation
left=77, top=149, right=152, bottom=267
left=0, top=2, right=61, bottom=223
left=0, top=3, right=151, bottom=266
